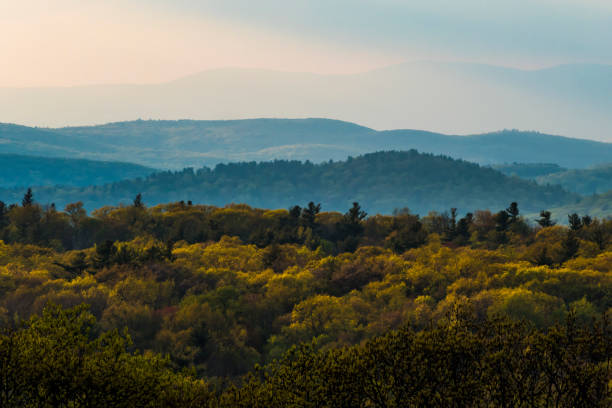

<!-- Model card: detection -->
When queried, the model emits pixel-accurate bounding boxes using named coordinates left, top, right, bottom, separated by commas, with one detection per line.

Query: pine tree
left=506, top=202, right=519, bottom=223
left=22, top=188, right=34, bottom=207
left=345, top=202, right=367, bottom=225
left=133, top=193, right=144, bottom=208
left=568, top=213, right=582, bottom=231
left=536, top=210, right=555, bottom=227
left=301, top=202, right=321, bottom=229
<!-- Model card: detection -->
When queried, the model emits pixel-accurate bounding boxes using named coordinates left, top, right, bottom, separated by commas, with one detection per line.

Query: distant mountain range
left=1, top=62, right=611, bottom=142
left=0, top=154, right=155, bottom=188
left=1, top=118, right=611, bottom=169
left=0, top=151, right=578, bottom=216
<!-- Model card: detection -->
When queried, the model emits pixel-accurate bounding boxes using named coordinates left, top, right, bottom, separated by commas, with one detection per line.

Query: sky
left=1, top=0, right=612, bottom=87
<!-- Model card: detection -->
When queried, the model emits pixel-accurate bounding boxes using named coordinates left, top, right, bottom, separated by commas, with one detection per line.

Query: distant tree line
left=0, top=151, right=578, bottom=215
left=0, top=189, right=608, bottom=260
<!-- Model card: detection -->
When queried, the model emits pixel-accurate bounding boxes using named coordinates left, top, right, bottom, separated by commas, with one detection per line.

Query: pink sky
left=0, top=2, right=397, bottom=87
left=3, top=0, right=611, bottom=87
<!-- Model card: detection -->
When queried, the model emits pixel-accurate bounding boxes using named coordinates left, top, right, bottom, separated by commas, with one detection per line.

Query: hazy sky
left=2, top=0, right=612, bottom=87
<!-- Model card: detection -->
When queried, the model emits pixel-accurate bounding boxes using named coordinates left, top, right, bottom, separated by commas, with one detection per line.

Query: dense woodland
left=0, top=151, right=578, bottom=215
left=0, top=190, right=610, bottom=406
left=0, top=154, right=155, bottom=188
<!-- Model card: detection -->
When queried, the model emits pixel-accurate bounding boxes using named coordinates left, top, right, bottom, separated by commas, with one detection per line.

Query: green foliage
left=0, top=151, right=578, bottom=215
left=221, top=311, right=610, bottom=407
left=2, top=304, right=608, bottom=407
left=0, top=304, right=213, bottom=407
left=0, top=198, right=610, bottom=405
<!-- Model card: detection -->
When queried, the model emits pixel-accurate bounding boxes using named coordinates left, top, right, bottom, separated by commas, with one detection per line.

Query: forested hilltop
left=0, top=153, right=155, bottom=188
left=2, top=118, right=611, bottom=169
left=536, top=164, right=612, bottom=196
left=0, top=193, right=610, bottom=406
left=0, top=151, right=578, bottom=215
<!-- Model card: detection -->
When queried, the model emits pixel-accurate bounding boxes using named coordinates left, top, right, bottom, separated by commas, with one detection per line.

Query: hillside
left=1, top=62, right=611, bottom=141
left=0, top=153, right=155, bottom=188
left=548, top=190, right=612, bottom=221
left=535, top=164, right=612, bottom=196
left=0, top=151, right=578, bottom=214
left=0, top=194, right=609, bottom=405
left=491, top=163, right=566, bottom=179
left=1, top=118, right=611, bottom=169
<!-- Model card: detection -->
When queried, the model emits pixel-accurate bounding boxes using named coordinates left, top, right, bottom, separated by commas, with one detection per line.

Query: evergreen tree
left=22, top=188, right=33, bottom=207
left=133, top=193, right=144, bottom=208
left=345, top=202, right=367, bottom=225
left=93, top=240, right=117, bottom=268
left=495, top=210, right=510, bottom=232
left=456, top=212, right=473, bottom=240
left=0, top=201, right=7, bottom=228
left=289, top=205, right=302, bottom=219
left=562, top=232, right=580, bottom=261
left=506, top=202, right=519, bottom=223
left=537, top=210, right=555, bottom=227
left=568, top=213, right=583, bottom=231
left=301, top=202, right=321, bottom=229
left=449, top=208, right=458, bottom=238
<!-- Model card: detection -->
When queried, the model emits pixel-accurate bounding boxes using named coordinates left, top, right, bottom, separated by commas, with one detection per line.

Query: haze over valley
left=2, top=62, right=612, bottom=143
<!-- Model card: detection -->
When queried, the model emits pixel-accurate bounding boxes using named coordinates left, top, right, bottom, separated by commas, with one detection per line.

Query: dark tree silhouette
left=568, top=213, right=583, bottom=231
left=345, top=202, right=367, bottom=225
left=0, top=201, right=7, bottom=228
left=22, top=188, right=34, bottom=207
left=537, top=210, right=555, bottom=227
left=456, top=212, right=473, bottom=240
left=506, top=202, right=519, bottom=223
left=495, top=210, right=510, bottom=232
left=301, top=202, right=321, bottom=229
left=289, top=205, right=302, bottom=219
left=133, top=193, right=144, bottom=208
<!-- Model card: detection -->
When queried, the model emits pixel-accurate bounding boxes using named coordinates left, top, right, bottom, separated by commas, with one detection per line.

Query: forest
left=0, top=190, right=610, bottom=406
left=0, top=151, right=578, bottom=215
left=536, top=165, right=612, bottom=196
left=0, top=153, right=155, bottom=188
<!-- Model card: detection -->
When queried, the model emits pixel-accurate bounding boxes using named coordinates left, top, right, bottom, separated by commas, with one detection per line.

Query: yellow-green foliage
left=0, top=226, right=609, bottom=379
left=0, top=200, right=610, bottom=405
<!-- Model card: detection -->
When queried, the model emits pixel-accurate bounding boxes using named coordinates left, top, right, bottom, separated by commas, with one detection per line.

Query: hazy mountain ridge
left=1, top=118, right=611, bottom=169
left=1, top=62, right=611, bottom=141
